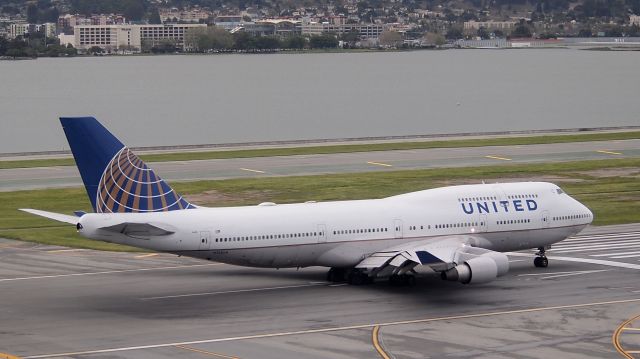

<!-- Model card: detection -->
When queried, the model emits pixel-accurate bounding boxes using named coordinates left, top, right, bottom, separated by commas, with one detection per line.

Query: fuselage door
left=199, top=231, right=210, bottom=250
left=479, top=214, right=488, bottom=232
left=542, top=210, right=550, bottom=228
left=317, top=224, right=327, bottom=243
left=394, top=219, right=403, bottom=239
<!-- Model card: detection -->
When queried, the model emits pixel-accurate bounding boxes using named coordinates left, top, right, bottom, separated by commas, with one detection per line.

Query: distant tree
left=379, top=30, right=402, bottom=47
left=604, top=25, right=623, bottom=37
left=628, top=24, right=640, bottom=37
left=254, top=36, right=281, bottom=49
left=511, top=24, right=532, bottom=37
left=477, top=26, right=490, bottom=39
left=242, top=15, right=252, bottom=22
left=283, top=35, right=306, bottom=49
left=493, top=29, right=505, bottom=38
left=123, top=0, right=145, bottom=21
left=232, top=31, right=256, bottom=50
left=27, top=4, right=39, bottom=23
left=148, top=8, right=162, bottom=24
left=578, top=27, right=593, bottom=37
left=446, top=26, right=464, bottom=39
left=309, top=34, right=338, bottom=48
left=88, top=46, right=103, bottom=54
left=186, top=27, right=232, bottom=52
left=423, top=32, right=446, bottom=46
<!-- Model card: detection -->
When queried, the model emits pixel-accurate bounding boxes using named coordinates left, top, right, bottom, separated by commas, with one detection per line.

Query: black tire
left=534, top=257, right=549, bottom=268
left=406, top=275, right=416, bottom=287
left=348, top=272, right=365, bottom=285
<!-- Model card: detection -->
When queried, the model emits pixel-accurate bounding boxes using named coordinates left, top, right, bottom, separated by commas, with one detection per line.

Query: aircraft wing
left=356, top=235, right=510, bottom=284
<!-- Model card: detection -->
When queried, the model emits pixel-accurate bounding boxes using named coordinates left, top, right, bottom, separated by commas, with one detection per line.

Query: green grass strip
left=1, top=130, right=639, bottom=170
left=1, top=157, right=638, bottom=251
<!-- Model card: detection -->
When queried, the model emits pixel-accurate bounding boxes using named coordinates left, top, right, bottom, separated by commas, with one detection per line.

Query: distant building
left=74, top=23, right=206, bottom=51
left=160, top=8, right=212, bottom=23
left=9, top=23, right=29, bottom=38
left=301, top=23, right=385, bottom=38
left=463, top=20, right=516, bottom=31
left=230, top=20, right=301, bottom=37
left=58, top=14, right=126, bottom=35
left=631, top=15, right=640, bottom=26
left=214, top=15, right=244, bottom=30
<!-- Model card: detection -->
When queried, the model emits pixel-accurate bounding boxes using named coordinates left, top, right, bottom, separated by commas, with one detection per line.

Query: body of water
left=0, top=49, right=638, bottom=153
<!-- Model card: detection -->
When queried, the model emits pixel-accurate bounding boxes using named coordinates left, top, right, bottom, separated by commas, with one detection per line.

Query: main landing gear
left=389, top=274, right=416, bottom=287
left=327, top=268, right=373, bottom=285
left=327, top=267, right=346, bottom=282
left=534, top=247, right=549, bottom=268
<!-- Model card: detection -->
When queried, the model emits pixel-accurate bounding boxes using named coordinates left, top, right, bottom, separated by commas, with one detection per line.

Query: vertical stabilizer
left=60, top=117, right=193, bottom=213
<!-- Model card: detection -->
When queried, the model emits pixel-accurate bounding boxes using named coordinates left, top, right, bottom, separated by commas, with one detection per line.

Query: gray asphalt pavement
left=1, top=139, right=639, bottom=191
left=1, top=224, right=639, bottom=359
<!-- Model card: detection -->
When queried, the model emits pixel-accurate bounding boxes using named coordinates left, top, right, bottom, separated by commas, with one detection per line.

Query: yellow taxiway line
left=372, top=325, right=391, bottom=359
left=485, top=155, right=512, bottom=161
left=597, top=150, right=623, bottom=155
left=367, top=161, right=393, bottom=167
left=174, top=345, right=239, bottom=359
left=134, top=253, right=159, bottom=259
left=0, top=353, right=22, bottom=359
left=239, top=168, right=265, bottom=174
left=613, top=313, right=640, bottom=359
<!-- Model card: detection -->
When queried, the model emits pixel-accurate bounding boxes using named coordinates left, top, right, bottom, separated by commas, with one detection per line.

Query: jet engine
left=441, top=250, right=509, bottom=284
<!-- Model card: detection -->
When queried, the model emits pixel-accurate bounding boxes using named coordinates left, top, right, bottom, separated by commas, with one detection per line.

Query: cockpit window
left=556, top=188, right=564, bottom=194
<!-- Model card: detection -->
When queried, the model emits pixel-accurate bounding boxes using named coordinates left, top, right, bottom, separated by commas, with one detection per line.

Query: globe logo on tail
left=96, top=147, right=192, bottom=213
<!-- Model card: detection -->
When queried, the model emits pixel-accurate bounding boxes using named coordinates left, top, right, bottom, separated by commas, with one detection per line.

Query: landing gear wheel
left=534, top=247, right=549, bottom=268
left=347, top=270, right=370, bottom=285
left=326, top=268, right=346, bottom=282
left=389, top=274, right=416, bottom=287
left=534, top=256, right=548, bottom=268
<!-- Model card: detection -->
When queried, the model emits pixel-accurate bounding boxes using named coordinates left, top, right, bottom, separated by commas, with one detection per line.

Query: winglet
left=20, top=209, right=79, bottom=225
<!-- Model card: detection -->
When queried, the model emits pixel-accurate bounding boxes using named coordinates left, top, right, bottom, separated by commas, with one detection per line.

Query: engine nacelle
left=441, top=254, right=508, bottom=284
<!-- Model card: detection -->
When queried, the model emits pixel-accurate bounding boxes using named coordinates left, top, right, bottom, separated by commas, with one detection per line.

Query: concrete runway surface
left=1, top=224, right=639, bottom=359
left=1, top=139, right=639, bottom=191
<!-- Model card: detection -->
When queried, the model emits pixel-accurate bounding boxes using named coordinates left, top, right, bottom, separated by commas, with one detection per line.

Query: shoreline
left=2, top=125, right=639, bottom=160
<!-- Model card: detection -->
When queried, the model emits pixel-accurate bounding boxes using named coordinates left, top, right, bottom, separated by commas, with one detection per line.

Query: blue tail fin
left=60, top=117, right=194, bottom=213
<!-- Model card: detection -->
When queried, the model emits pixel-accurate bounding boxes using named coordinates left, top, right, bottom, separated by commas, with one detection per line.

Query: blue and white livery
left=22, top=117, right=594, bottom=285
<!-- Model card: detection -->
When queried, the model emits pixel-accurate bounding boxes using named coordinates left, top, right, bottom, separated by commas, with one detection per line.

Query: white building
left=631, top=15, right=640, bottom=26
left=301, top=23, right=385, bottom=38
left=9, top=23, right=29, bottom=38
left=463, top=20, right=516, bottom=31
left=74, top=23, right=206, bottom=51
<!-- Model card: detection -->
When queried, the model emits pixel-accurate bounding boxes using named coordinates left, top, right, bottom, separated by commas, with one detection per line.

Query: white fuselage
left=78, top=182, right=592, bottom=268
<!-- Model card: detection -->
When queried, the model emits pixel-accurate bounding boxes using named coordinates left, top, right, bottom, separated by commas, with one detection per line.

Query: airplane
left=22, top=117, right=594, bottom=286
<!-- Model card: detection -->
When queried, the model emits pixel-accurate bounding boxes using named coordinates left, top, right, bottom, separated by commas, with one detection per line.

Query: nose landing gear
left=534, top=247, right=549, bottom=268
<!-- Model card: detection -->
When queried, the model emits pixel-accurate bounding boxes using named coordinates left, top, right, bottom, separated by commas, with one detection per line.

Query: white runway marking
left=21, top=298, right=640, bottom=359
left=551, top=243, right=640, bottom=254
left=0, top=263, right=222, bottom=282
left=564, top=232, right=640, bottom=241
left=539, top=270, right=610, bottom=280
left=141, top=283, right=327, bottom=300
left=517, top=270, right=609, bottom=277
left=610, top=253, right=640, bottom=259
left=590, top=251, right=640, bottom=257
left=239, top=168, right=265, bottom=174
left=507, top=252, right=640, bottom=270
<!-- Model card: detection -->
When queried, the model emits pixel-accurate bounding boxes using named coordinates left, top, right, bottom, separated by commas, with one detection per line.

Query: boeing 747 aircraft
left=22, top=117, right=593, bottom=285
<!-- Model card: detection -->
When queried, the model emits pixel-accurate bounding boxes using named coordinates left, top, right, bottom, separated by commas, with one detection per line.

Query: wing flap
left=99, top=222, right=175, bottom=236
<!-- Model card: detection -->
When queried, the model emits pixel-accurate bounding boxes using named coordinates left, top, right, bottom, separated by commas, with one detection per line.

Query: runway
left=1, top=224, right=639, bottom=359
left=1, top=139, right=639, bottom=191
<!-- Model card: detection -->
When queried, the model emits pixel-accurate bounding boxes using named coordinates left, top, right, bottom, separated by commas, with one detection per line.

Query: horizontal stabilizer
left=20, top=209, right=79, bottom=225
left=99, top=222, right=175, bottom=236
